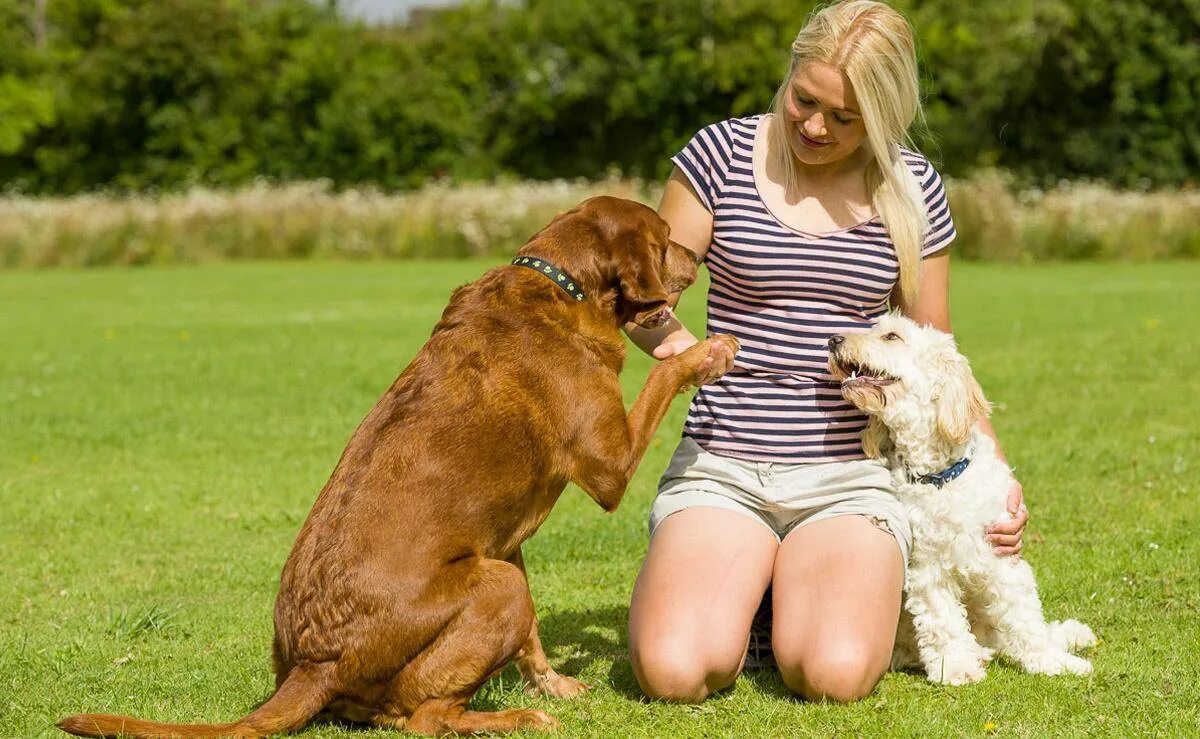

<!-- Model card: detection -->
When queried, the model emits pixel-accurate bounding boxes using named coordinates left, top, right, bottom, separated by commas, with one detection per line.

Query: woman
left=625, top=0, right=1027, bottom=703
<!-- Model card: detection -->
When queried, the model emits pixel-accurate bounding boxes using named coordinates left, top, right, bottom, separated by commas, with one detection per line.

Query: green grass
left=1, top=261, right=1197, bottom=737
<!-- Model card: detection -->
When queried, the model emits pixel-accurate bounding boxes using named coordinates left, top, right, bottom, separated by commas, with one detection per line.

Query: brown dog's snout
left=828, top=335, right=845, bottom=351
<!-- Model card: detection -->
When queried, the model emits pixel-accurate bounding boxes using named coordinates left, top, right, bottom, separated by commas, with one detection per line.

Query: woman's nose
left=805, top=112, right=827, bottom=137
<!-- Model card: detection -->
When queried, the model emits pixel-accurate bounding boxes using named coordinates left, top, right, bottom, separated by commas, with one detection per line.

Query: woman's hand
left=651, top=336, right=697, bottom=360
left=986, top=480, right=1028, bottom=557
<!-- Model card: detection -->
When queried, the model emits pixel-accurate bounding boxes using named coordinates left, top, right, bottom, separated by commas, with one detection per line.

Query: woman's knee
left=777, top=642, right=888, bottom=703
left=630, top=641, right=738, bottom=703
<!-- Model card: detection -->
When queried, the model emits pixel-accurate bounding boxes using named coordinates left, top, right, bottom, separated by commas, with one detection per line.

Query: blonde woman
left=626, top=0, right=1027, bottom=702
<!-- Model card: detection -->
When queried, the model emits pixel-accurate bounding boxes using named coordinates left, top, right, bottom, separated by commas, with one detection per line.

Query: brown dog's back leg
left=506, top=548, right=588, bottom=699
left=379, top=559, right=558, bottom=735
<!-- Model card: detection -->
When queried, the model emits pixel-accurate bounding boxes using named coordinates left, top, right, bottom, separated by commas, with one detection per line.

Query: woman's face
left=780, top=62, right=868, bottom=169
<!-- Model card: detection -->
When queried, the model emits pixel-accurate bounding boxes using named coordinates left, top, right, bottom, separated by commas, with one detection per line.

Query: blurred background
left=0, top=0, right=1197, bottom=266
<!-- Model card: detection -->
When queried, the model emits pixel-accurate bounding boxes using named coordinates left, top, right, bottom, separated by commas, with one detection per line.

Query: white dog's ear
left=861, top=416, right=892, bottom=459
left=934, top=353, right=991, bottom=445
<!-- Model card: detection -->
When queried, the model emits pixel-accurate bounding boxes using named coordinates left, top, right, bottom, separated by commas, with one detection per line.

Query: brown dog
left=58, top=196, right=738, bottom=737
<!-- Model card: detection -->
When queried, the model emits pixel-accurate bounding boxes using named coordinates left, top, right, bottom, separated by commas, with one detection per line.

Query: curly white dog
left=828, top=313, right=1095, bottom=685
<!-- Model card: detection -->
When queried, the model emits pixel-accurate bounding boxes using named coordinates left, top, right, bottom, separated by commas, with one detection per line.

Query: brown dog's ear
left=618, top=240, right=670, bottom=326
left=861, top=416, right=893, bottom=459
left=934, top=353, right=991, bottom=444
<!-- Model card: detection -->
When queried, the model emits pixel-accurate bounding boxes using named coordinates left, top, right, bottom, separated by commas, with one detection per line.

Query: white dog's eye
left=883, top=332, right=902, bottom=342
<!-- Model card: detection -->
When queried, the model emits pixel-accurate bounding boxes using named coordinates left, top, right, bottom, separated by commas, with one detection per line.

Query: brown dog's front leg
left=508, top=548, right=589, bottom=699
left=576, top=335, right=739, bottom=511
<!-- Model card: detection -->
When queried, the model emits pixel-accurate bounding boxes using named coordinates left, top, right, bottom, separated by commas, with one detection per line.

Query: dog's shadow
left=469, top=603, right=654, bottom=705
left=538, top=604, right=644, bottom=699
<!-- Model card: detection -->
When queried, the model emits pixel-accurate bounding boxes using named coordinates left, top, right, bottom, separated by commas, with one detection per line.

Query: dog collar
left=915, top=457, right=971, bottom=488
left=512, top=257, right=585, bottom=301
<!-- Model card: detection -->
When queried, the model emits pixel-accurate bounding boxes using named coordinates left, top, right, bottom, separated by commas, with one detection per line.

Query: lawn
left=1, top=260, right=1197, bottom=737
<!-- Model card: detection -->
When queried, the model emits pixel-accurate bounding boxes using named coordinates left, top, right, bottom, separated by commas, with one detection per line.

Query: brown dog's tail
left=57, top=661, right=337, bottom=738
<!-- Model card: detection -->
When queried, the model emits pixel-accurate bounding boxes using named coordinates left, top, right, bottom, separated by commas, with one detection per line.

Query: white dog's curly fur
left=828, top=313, right=1095, bottom=685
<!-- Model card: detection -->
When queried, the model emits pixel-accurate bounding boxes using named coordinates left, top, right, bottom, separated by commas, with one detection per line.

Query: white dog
left=828, top=314, right=1095, bottom=685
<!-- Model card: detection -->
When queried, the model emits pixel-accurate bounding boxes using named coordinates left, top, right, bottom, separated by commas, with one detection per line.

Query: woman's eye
left=833, top=114, right=852, bottom=125
left=883, top=332, right=902, bottom=341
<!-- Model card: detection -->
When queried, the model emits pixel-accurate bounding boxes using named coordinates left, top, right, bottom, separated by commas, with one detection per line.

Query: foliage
left=0, top=0, right=1196, bottom=193
left=907, top=0, right=1200, bottom=187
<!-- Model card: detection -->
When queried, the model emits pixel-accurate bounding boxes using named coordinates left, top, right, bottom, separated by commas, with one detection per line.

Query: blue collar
left=916, top=457, right=971, bottom=488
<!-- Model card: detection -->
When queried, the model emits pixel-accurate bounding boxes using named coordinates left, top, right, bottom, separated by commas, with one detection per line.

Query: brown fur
left=58, top=196, right=738, bottom=737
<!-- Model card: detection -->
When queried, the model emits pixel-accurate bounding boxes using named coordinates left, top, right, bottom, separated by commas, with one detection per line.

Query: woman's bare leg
left=628, top=508, right=777, bottom=702
left=771, top=515, right=904, bottom=702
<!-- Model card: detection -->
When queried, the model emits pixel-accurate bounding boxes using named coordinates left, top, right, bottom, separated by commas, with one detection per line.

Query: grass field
left=1, top=260, right=1197, bottom=737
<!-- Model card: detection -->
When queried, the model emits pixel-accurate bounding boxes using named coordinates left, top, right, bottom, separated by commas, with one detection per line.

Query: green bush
left=0, top=0, right=1195, bottom=193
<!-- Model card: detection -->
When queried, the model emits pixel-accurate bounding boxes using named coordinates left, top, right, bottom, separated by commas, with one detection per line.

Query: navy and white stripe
left=673, top=115, right=956, bottom=463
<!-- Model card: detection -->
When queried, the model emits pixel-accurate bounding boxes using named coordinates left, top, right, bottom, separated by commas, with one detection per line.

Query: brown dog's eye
left=883, top=332, right=902, bottom=341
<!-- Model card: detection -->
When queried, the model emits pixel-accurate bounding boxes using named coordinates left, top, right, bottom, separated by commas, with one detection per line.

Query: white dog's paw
left=926, top=652, right=989, bottom=685
left=975, top=644, right=997, bottom=665
left=1048, top=619, right=1097, bottom=652
left=1019, top=650, right=1093, bottom=677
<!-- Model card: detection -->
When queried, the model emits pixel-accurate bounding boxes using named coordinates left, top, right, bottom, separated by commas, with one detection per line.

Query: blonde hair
left=769, top=0, right=928, bottom=304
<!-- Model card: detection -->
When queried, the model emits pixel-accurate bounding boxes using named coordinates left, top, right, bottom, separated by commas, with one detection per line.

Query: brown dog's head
left=518, top=196, right=700, bottom=328
left=828, top=313, right=990, bottom=458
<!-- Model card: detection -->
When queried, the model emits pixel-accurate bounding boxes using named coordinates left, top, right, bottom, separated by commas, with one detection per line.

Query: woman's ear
left=934, top=354, right=991, bottom=444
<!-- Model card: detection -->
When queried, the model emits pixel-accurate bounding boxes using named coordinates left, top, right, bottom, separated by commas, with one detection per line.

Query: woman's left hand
left=986, top=480, right=1028, bottom=557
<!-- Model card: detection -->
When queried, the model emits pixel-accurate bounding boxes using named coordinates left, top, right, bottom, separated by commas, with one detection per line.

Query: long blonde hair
left=769, top=0, right=928, bottom=304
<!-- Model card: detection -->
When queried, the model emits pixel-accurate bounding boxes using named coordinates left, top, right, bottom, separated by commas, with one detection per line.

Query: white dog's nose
left=828, top=335, right=845, bottom=350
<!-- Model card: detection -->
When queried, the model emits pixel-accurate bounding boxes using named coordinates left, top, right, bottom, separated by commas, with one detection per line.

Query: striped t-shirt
left=673, top=115, right=956, bottom=464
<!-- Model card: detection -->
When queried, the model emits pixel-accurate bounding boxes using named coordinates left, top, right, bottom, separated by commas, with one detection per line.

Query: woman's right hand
left=651, top=336, right=698, bottom=360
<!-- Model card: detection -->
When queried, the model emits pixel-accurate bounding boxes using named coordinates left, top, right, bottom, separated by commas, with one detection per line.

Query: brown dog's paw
left=524, top=670, right=590, bottom=699
left=710, top=333, right=740, bottom=360
left=516, top=709, right=561, bottom=731
left=673, top=334, right=739, bottom=388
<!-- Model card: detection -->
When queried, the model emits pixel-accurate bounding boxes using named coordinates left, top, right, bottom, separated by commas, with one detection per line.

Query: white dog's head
left=828, top=314, right=990, bottom=460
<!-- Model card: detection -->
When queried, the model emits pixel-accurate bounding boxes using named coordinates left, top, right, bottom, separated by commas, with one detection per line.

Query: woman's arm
left=625, top=169, right=732, bottom=380
left=894, top=253, right=1028, bottom=556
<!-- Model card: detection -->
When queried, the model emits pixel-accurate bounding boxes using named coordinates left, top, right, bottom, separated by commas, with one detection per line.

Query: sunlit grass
left=1, top=260, right=1197, bottom=737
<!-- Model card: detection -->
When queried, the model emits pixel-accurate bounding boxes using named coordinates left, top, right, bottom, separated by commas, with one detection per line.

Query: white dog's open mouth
left=833, top=359, right=897, bottom=390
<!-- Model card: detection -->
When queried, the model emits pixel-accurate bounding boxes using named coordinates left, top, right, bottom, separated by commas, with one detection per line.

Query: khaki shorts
left=650, top=437, right=912, bottom=566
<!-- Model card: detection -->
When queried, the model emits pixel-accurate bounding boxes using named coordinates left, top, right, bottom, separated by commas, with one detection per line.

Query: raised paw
left=673, top=334, right=739, bottom=388
left=926, top=651, right=989, bottom=685
left=524, top=670, right=590, bottom=699
left=1049, top=619, right=1097, bottom=652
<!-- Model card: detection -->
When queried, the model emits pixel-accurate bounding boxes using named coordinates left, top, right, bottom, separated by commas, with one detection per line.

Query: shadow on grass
left=538, top=604, right=803, bottom=703
left=537, top=604, right=644, bottom=699
left=296, top=602, right=827, bottom=728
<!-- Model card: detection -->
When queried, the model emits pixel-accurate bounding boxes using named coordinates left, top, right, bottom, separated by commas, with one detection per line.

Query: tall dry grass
left=0, top=178, right=653, bottom=268
left=1, top=172, right=1196, bottom=267
left=948, top=170, right=1200, bottom=262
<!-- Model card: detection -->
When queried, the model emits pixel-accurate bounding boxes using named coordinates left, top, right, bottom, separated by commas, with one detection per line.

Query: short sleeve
left=670, top=122, right=731, bottom=214
left=914, top=159, right=956, bottom=256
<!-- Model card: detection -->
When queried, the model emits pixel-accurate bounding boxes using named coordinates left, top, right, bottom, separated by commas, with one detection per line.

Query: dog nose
left=828, top=335, right=845, bottom=350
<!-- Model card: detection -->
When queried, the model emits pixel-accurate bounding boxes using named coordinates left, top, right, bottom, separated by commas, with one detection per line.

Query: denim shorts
left=650, top=437, right=912, bottom=566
